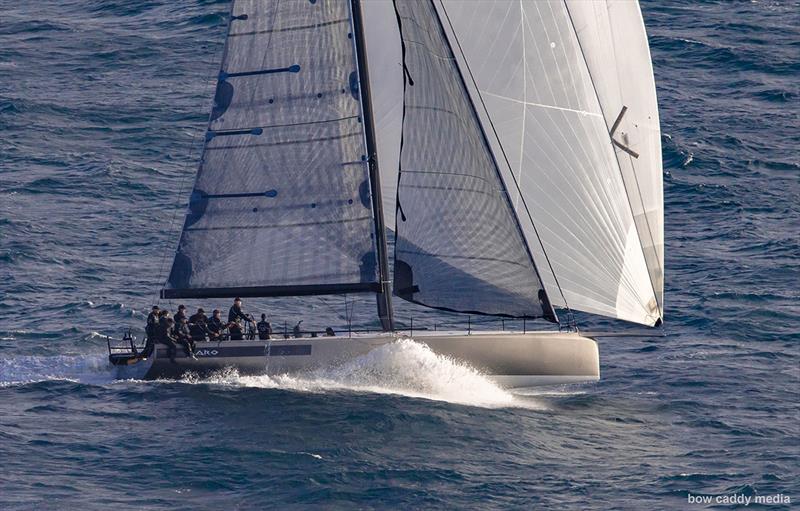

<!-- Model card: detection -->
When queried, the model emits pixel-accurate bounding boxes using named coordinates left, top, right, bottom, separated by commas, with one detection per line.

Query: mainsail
left=162, top=1, right=390, bottom=314
left=391, top=0, right=555, bottom=319
left=439, top=0, right=663, bottom=326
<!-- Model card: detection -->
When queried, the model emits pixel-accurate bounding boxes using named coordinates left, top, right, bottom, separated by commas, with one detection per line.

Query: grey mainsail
left=162, top=1, right=388, bottom=305
left=391, top=0, right=555, bottom=319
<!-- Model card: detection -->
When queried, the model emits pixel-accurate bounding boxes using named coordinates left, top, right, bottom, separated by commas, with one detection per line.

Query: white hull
left=113, top=331, right=599, bottom=388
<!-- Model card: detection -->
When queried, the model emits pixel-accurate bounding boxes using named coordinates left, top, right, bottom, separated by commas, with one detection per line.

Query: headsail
left=440, top=0, right=662, bottom=326
left=391, top=0, right=555, bottom=320
left=162, top=0, right=383, bottom=301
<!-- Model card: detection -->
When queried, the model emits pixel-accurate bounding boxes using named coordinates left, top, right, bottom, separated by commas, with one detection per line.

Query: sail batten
left=162, top=0, right=382, bottom=299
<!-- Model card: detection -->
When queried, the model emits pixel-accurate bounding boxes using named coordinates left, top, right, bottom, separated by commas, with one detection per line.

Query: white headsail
left=437, top=0, right=662, bottom=326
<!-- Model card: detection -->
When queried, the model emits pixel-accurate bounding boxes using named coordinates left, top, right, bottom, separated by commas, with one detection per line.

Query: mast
left=161, top=2, right=392, bottom=308
left=351, top=0, right=394, bottom=331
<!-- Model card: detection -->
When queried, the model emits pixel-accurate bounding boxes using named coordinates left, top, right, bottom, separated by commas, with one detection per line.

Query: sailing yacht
left=110, top=0, right=663, bottom=386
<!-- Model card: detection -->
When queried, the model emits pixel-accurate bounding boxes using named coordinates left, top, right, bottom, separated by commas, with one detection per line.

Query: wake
left=0, top=353, right=116, bottom=387
left=0, top=339, right=546, bottom=409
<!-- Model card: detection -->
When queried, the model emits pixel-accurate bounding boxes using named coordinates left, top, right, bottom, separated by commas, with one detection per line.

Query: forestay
left=441, top=0, right=662, bottom=326
left=391, top=0, right=555, bottom=319
left=163, top=0, right=381, bottom=299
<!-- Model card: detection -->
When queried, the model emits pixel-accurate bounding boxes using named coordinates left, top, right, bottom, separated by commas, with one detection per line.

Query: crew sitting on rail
left=157, top=315, right=178, bottom=363
left=188, top=307, right=210, bottom=342
left=173, top=304, right=188, bottom=325
left=174, top=316, right=197, bottom=358
left=208, top=309, right=225, bottom=340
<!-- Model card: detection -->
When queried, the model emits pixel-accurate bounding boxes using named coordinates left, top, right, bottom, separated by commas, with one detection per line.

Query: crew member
left=228, top=297, right=252, bottom=324
left=174, top=304, right=188, bottom=325
left=207, top=309, right=225, bottom=340
left=325, top=327, right=335, bottom=337
left=189, top=308, right=210, bottom=343
left=228, top=298, right=253, bottom=341
left=157, top=315, right=179, bottom=363
left=256, top=314, right=272, bottom=340
left=145, top=306, right=160, bottom=341
left=158, top=309, right=171, bottom=333
left=174, top=316, right=196, bottom=358
left=188, top=307, right=205, bottom=323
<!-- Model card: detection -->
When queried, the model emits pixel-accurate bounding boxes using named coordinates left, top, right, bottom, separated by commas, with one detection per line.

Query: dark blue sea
left=1, top=1, right=798, bottom=509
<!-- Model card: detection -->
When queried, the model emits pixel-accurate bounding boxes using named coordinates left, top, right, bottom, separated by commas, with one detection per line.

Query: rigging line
left=156, top=0, right=235, bottom=305
left=317, top=294, right=351, bottom=323
left=438, top=0, right=571, bottom=318
left=563, top=0, right=663, bottom=317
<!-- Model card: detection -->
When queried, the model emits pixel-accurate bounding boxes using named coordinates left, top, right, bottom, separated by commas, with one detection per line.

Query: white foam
left=181, top=339, right=545, bottom=409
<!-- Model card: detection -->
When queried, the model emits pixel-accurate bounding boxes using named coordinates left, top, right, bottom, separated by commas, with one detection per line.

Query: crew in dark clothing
left=256, top=314, right=272, bottom=340
left=228, top=298, right=252, bottom=324
left=174, top=317, right=196, bottom=358
left=141, top=305, right=160, bottom=358
left=188, top=307, right=210, bottom=342
left=189, top=307, right=207, bottom=325
left=157, top=316, right=179, bottom=363
left=174, top=304, right=187, bottom=326
left=293, top=321, right=303, bottom=338
left=325, top=327, right=335, bottom=337
left=145, top=306, right=160, bottom=341
left=158, top=309, right=171, bottom=334
left=229, top=322, right=244, bottom=341
left=228, top=298, right=253, bottom=341
left=207, top=309, right=225, bottom=340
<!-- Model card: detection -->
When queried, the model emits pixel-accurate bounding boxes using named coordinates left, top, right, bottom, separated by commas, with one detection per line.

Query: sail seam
left=397, top=249, right=534, bottom=268
left=185, top=216, right=373, bottom=232
left=211, top=115, right=359, bottom=132
left=204, top=132, right=361, bottom=150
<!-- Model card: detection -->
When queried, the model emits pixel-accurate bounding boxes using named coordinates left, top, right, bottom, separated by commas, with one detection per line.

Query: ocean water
left=1, top=0, right=798, bottom=509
